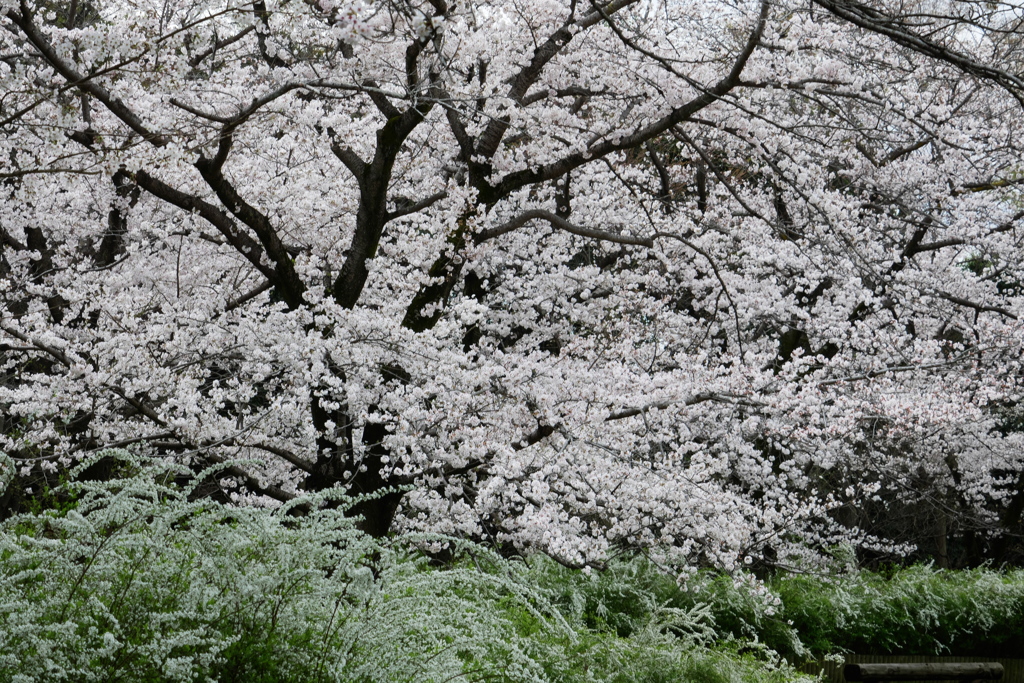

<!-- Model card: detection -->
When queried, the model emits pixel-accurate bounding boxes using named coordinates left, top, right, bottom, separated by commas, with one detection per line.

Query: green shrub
left=520, top=553, right=1024, bottom=661
left=519, top=555, right=811, bottom=682
left=774, top=565, right=1024, bottom=657
left=0, top=452, right=566, bottom=682
left=0, top=450, right=813, bottom=683
left=525, top=554, right=715, bottom=641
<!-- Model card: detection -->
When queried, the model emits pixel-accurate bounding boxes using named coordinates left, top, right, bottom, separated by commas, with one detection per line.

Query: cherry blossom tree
left=2, top=0, right=1024, bottom=568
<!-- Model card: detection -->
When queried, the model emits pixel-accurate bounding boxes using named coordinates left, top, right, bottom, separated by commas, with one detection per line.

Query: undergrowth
left=0, top=451, right=806, bottom=683
left=4, top=450, right=1023, bottom=682
left=544, top=556, right=1024, bottom=660
left=772, top=565, right=1024, bottom=657
left=540, top=556, right=1024, bottom=660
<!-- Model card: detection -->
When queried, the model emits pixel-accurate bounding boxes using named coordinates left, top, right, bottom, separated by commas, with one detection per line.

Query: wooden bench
left=844, top=663, right=1004, bottom=683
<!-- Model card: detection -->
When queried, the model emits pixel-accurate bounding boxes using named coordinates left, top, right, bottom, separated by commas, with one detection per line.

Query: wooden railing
left=802, top=656, right=1023, bottom=683
left=844, top=663, right=1004, bottom=682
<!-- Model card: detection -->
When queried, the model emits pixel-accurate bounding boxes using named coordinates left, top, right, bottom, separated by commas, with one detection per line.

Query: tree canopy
left=2, top=0, right=1024, bottom=569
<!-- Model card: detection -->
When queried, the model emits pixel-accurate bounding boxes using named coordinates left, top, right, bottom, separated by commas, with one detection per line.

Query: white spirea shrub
left=0, top=451, right=569, bottom=683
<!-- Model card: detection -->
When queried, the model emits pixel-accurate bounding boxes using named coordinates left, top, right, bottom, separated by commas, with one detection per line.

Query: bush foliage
left=773, top=566, right=1024, bottom=658
left=519, top=553, right=1024, bottom=660
left=4, top=452, right=1023, bottom=681
left=643, top=564, right=1024, bottom=659
left=0, top=451, right=805, bottom=683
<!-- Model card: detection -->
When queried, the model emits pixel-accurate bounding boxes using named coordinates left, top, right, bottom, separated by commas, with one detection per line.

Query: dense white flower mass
left=2, top=0, right=1024, bottom=568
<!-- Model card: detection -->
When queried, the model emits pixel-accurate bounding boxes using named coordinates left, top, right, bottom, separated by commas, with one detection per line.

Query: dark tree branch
left=109, top=386, right=167, bottom=426
left=488, top=0, right=769, bottom=201
left=0, top=226, right=27, bottom=252
left=188, top=25, right=255, bottom=67
left=403, top=2, right=767, bottom=335
left=0, top=324, right=74, bottom=366
left=225, top=280, right=274, bottom=311
left=387, top=191, right=449, bottom=221
left=886, top=137, right=933, bottom=164
left=194, top=138, right=307, bottom=310
left=474, top=0, right=641, bottom=161
left=513, top=423, right=556, bottom=451
left=646, top=142, right=675, bottom=212
left=962, top=176, right=1024, bottom=193
left=249, top=442, right=316, bottom=474
left=332, top=84, right=440, bottom=309
left=169, top=98, right=233, bottom=123
left=24, top=226, right=66, bottom=323
left=328, top=128, right=368, bottom=178
left=911, top=238, right=966, bottom=254
left=522, top=86, right=612, bottom=106
left=251, top=0, right=287, bottom=68
left=992, top=209, right=1024, bottom=234
left=606, top=393, right=767, bottom=421
left=444, top=104, right=475, bottom=163
left=202, top=452, right=299, bottom=504
left=134, top=170, right=279, bottom=283
left=813, top=0, right=1024, bottom=107
left=97, top=169, right=139, bottom=269
left=7, top=1, right=169, bottom=146
left=939, top=292, right=1017, bottom=320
